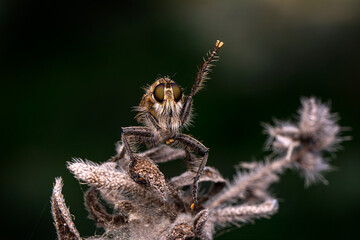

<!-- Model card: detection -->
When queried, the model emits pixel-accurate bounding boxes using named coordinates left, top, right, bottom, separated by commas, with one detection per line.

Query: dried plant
left=51, top=97, right=345, bottom=240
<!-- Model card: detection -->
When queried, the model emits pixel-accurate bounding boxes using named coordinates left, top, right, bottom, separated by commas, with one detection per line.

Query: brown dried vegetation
left=51, top=98, right=345, bottom=240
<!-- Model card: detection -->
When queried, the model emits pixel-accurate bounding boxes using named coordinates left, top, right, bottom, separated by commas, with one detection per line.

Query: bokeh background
left=1, top=0, right=359, bottom=239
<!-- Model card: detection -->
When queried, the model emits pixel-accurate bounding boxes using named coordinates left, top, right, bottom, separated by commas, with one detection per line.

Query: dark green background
left=1, top=1, right=359, bottom=239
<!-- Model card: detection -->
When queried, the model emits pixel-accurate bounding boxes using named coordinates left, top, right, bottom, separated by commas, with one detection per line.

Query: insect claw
left=216, top=40, right=224, bottom=48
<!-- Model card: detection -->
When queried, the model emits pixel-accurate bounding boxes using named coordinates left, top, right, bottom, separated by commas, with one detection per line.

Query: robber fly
left=116, top=40, right=223, bottom=210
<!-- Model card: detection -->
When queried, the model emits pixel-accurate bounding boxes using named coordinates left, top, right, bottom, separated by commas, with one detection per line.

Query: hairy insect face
left=136, top=77, right=185, bottom=133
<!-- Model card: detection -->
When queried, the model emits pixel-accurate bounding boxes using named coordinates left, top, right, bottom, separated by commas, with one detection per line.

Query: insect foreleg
left=180, top=40, right=223, bottom=125
left=120, top=126, right=153, bottom=161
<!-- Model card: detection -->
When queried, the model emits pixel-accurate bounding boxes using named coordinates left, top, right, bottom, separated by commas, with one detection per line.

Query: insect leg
left=146, top=112, right=163, bottom=132
left=120, top=126, right=153, bottom=161
left=173, top=134, right=209, bottom=209
left=110, top=119, right=158, bottom=163
left=180, top=40, right=223, bottom=125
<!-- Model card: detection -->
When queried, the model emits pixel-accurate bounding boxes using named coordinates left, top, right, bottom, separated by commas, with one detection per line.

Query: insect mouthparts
left=169, top=109, right=173, bottom=117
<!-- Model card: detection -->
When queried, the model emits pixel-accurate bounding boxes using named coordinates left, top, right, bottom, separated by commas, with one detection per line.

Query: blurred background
left=1, top=0, right=359, bottom=239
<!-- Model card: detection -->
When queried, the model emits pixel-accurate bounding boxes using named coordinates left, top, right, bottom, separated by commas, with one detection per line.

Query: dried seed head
left=194, top=209, right=212, bottom=240
left=84, top=187, right=131, bottom=229
left=266, top=97, right=342, bottom=153
left=211, top=199, right=279, bottom=228
left=169, top=167, right=226, bottom=188
left=167, top=223, right=195, bottom=240
left=51, top=177, right=81, bottom=240
left=51, top=97, right=346, bottom=240
left=299, top=97, right=340, bottom=151
left=264, top=122, right=301, bottom=152
left=295, top=152, right=332, bottom=186
left=129, top=155, right=169, bottom=201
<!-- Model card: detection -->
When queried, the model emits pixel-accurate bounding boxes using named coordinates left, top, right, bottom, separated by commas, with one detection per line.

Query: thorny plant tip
left=51, top=41, right=346, bottom=240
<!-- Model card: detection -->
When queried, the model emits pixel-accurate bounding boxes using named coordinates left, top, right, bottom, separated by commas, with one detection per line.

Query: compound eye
left=171, top=83, right=182, bottom=102
left=153, top=83, right=165, bottom=102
